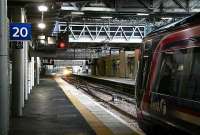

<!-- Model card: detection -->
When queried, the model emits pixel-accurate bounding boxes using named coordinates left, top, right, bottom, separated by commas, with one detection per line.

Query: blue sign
left=10, top=23, right=32, bottom=41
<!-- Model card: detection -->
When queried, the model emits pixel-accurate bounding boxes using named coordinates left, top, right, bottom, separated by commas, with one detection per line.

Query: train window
left=182, top=47, right=200, bottom=102
left=155, top=49, right=188, bottom=96
left=141, top=56, right=151, bottom=89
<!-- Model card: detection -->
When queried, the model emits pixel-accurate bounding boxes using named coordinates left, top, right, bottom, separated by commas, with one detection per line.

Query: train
left=135, top=13, right=200, bottom=135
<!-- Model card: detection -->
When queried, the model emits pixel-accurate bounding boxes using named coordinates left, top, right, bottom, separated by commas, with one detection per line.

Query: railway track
left=63, top=76, right=137, bottom=120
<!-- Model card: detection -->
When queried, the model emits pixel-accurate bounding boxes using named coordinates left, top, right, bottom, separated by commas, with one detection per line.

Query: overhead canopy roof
left=8, top=0, right=200, bottom=38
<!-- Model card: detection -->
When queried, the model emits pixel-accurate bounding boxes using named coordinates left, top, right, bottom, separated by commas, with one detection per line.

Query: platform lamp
left=37, top=5, right=48, bottom=30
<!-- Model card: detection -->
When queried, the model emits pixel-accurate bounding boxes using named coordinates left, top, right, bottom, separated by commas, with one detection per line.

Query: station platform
left=9, top=77, right=141, bottom=135
left=73, top=74, right=135, bottom=95
left=73, top=73, right=135, bottom=86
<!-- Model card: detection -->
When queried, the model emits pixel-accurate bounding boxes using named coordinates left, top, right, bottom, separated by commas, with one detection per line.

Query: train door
left=149, top=49, right=187, bottom=118
left=149, top=47, right=200, bottom=134
left=177, top=47, right=200, bottom=134
left=136, top=42, right=151, bottom=112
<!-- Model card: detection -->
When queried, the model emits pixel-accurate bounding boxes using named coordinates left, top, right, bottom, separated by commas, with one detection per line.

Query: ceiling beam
left=136, top=0, right=152, bottom=11
left=172, top=0, right=187, bottom=11
left=153, top=0, right=163, bottom=9
left=191, top=0, right=200, bottom=9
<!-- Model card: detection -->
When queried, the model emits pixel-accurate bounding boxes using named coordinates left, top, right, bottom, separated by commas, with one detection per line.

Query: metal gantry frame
left=53, top=22, right=145, bottom=43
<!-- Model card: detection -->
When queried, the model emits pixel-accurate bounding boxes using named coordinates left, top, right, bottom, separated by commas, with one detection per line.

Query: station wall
left=91, top=50, right=137, bottom=79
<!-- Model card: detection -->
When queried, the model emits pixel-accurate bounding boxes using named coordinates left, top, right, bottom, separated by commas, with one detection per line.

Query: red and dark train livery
left=136, top=13, right=200, bottom=135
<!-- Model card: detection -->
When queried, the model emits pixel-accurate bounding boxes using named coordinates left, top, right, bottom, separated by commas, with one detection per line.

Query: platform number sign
left=10, top=23, right=32, bottom=41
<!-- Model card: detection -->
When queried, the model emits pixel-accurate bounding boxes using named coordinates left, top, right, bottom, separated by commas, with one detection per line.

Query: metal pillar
left=0, top=0, right=9, bottom=134
left=22, top=8, right=28, bottom=101
left=24, top=42, right=28, bottom=100
left=36, top=57, right=40, bottom=85
left=28, top=60, right=31, bottom=94
left=12, top=8, right=25, bottom=116
left=31, top=57, right=35, bottom=88
left=12, top=42, right=25, bottom=116
left=30, top=59, right=32, bottom=89
left=30, top=58, right=32, bottom=89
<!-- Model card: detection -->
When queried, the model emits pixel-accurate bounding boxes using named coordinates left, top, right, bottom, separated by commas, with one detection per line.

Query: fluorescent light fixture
left=161, top=17, right=173, bottom=20
left=81, top=7, right=115, bottom=12
left=90, top=2, right=105, bottom=7
left=61, top=6, right=78, bottom=11
left=61, top=2, right=78, bottom=11
left=38, top=5, right=48, bottom=12
left=81, top=2, right=115, bottom=12
left=38, top=22, right=46, bottom=29
left=137, top=13, right=149, bottom=16
left=71, top=11, right=84, bottom=15
left=101, top=16, right=113, bottom=19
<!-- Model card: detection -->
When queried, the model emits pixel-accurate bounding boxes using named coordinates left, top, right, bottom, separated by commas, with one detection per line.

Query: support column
left=28, top=60, right=31, bottom=94
left=12, top=8, right=25, bottom=116
left=0, top=0, right=9, bottom=134
left=36, top=57, right=40, bottom=85
left=30, top=58, right=32, bottom=89
left=24, top=42, right=28, bottom=100
left=12, top=42, right=25, bottom=116
left=31, top=57, right=35, bottom=88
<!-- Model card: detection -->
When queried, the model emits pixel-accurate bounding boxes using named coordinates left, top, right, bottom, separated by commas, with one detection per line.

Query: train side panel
left=136, top=21, right=200, bottom=135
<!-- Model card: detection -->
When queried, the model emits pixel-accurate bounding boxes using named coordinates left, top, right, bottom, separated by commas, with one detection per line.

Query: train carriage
left=136, top=13, right=200, bottom=135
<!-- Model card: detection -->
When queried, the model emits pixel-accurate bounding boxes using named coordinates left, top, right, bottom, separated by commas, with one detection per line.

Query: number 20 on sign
left=9, top=23, right=32, bottom=41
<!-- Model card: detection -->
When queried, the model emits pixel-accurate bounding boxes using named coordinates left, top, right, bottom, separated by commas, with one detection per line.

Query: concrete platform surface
left=9, top=77, right=141, bottom=135
left=9, top=78, right=96, bottom=135
left=56, top=77, right=141, bottom=135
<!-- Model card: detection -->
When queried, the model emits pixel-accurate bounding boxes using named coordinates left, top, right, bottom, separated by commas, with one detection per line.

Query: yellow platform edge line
left=55, top=77, right=114, bottom=135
